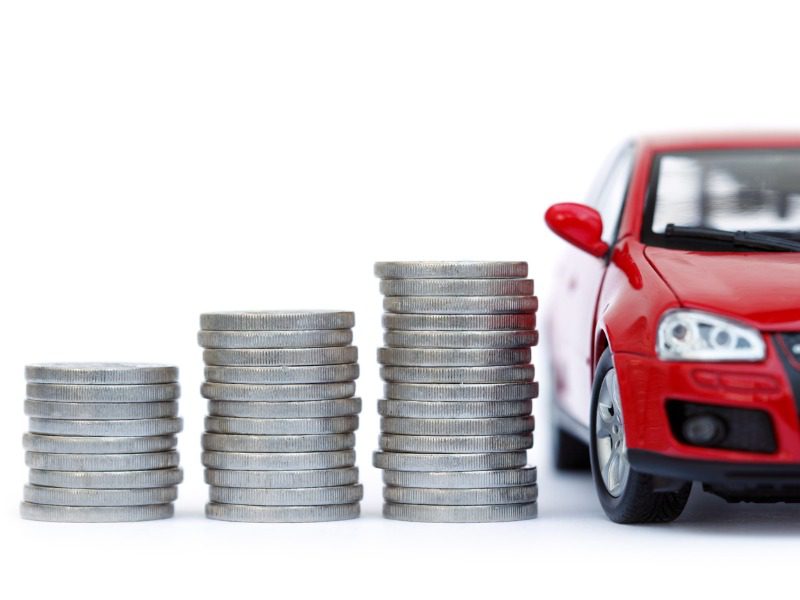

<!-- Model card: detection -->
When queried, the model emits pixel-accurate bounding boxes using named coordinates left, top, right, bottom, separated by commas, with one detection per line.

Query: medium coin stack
left=373, top=261, right=539, bottom=522
left=21, top=363, right=183, bottom=522
left=199, top=310, right=363, bottom=522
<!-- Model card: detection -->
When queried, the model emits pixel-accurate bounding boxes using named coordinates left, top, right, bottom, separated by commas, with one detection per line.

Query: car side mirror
left=545, top=203, right=610, bottom=258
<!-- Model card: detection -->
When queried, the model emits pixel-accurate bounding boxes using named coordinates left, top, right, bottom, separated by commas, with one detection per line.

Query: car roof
left=637, top=132, right=800, bottom=154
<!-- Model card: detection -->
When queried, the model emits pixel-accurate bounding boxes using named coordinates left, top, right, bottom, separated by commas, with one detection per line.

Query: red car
left=545, top=134, right=800, bottom=523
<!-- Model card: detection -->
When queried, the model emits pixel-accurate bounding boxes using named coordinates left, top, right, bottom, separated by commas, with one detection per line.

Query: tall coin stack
left=199, top=311, right=363, bottom=522
left=373, top=262, right=539, bottom=522
left=21, top=363, right=183, bottom=522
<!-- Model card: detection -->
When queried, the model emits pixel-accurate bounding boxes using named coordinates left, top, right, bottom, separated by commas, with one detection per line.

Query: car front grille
left=774, top=334, right=800, bottom=416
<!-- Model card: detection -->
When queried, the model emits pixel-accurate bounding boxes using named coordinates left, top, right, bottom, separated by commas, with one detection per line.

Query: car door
left=550, top=144, right=635, bottom=432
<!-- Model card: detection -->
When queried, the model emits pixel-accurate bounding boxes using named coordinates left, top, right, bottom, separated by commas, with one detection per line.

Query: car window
left=594, top=146, right=634, bottom=244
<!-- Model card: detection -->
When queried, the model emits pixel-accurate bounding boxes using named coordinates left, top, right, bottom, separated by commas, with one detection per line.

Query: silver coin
left=198, top=329, right=353, bottom=349
left=380, top=416, right=534, bottom=436
left=23, top=433, right=177, bottom=454
left=208, top=398, right=362, bottom=418
left=382, top=466, right=537, bottom=488
left=24, top=484, right=179, bottom=506
left=21, top=502, right=175, bottom=522
left=384, top=330, right=539, bottom=349
left=383, top=484, right=538, bottom=506
left=380, top=366, right=534, bottom=384
left=26, top=451, right=180, bottom=471
left=374, top=261, right=528, bottom=279
left=380, top=278, right=534, bottom=297
left=28, top=417, right=183, bottom=437
left=202, top=450, right=356, bottom=471
left=28, top=467, right=184, bottom=489
left=206, top=502, right=360, bottom=522
left=25, top=363, right=179, bottom=385
left=382, top=313, right=536, bottom=331
left=379, top=433, right=533, bottom=453
left=378, top=399, right=532, bottom=418
left=372, top=451, right=527, bottom=471
left=378, top=347, right=531, bottom=367
left=24, top=399, right=178, bottom=420
left=200, top=311, right=355, bottom=331
left=209, top=484, right=364, bottom=506
left=383, top=296, right=538, bottom=315
left=205, top=416, right=359, bottom=435
left=204, top=364, right=359, bottom=384
left=383, top=502, right=537, bottom=522
left=203, top=347, right=358, bottom=366
left=202, top=433, right=355, bottom=453
left=205, top=467, right=359, bottom=488
left=26, top=383, right=181, bottom=403
left=201, top=382, right=355, bottom=402
left=385, top=382, right=539, bottom=401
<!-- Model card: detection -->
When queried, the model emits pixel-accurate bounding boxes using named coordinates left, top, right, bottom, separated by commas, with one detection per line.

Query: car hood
left=643, top=247, right=800, bottom=331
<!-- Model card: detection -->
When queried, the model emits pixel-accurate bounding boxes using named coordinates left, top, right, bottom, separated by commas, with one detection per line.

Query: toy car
left=545, top=134, right=800, bottom=523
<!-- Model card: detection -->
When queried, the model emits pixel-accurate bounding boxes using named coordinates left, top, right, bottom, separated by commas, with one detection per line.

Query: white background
left=1, top=1, right=799, bottom=598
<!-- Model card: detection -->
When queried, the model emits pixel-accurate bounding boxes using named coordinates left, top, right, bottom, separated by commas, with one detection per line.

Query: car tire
left=590, top=349, right=691, bottom=524
left=554, top=427, right=590, bottom=471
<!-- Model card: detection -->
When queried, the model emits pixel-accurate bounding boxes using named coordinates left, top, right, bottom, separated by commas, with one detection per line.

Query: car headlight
left=656, top=310, right=765, bottom=361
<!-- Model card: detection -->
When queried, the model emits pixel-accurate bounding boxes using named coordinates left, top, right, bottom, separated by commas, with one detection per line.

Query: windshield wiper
left=664, top=224, right=800, bottom=252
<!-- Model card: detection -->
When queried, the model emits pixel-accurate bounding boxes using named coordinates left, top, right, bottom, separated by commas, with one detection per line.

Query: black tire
left=589, top=349, right=691, bottom=524
left=553, top=427, right=590, bottom=471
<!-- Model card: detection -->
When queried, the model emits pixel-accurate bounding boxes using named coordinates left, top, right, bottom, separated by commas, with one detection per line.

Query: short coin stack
left=199, top=310, right=363, bottom=522
left=373, top=261, right=539, bottom=522
left=21, top=363, right=183, bottom=522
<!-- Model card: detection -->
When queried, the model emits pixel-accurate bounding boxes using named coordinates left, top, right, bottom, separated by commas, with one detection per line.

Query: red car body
left=546, top=134, right=800, bottom=507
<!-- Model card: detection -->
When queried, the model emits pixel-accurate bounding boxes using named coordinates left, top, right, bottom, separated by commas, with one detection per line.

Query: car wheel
left=554, top=427, right=590, bottom=471
left=590, top=349, right=691, bottom=524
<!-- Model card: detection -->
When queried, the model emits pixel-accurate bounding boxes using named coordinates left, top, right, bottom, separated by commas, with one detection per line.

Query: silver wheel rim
left=595, top=368, right=630, bottom=498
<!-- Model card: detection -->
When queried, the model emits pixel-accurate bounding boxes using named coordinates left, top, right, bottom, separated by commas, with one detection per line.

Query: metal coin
left=208, top=398, right=362, bottom=418
left=385, top=382, right=539, bottom=401
left=26, top=383, right=181, bottom=403
left=28, top=467, right=184, bottom=489
left=24, top=399, right=178, bottom=420
left=25, top=363, right=178, bottom=385
left=203, top=346, right=358, bottom=366
left=202, top=432, right=355, bottom=452
left=374, top=261, right=528, bottom=279
left=204, top=364, right=359, bottom=384
left=379, top=433, right=533, bottom=453
left=382, top=313, right=536, bottom=331
left=380, top=366, right=534, bottom=384
left=380, top=278, right=534, bottom=297
left=378, top=399, right=532, bottom=418
left=201, top=382, right=355, bottom=401
left=28, top=417, right=183, bottom=437
left=205, top=467, right=359, bottom=488
left=23, top=484, right=179, bottom=506
left=383, top=330, right=539, bottom=349
left=209, top=484, right=363, bottom=506
left=380, top=416, right=534, bottom=436
left=21, top=502, right=175, bottom=522
left=372, top=451, right=527, bottom=471
left=382, top=502, right=537, bottom=522
left=197, top=329, right=353, bottom=349
left=382, top=466, right=537, bottom=488
left=200, top=311, right=355, bottom=331
left=205, top=502, right=360, bottom=522
left=383, top=484, right=538, bottom=505
left=378, top=347, right=531, bottom=367
left=204, top=416, right=359, bottom=435
left=23, top=433, right=177, bottom=454
left=202, top=450, right=356, bottom=471
left=383, top=296, right=538, bottom=315
left=26, top=451, right=180, bottom=471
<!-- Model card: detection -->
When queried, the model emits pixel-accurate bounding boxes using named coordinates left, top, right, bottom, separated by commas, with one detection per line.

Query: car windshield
left=644, top=149, right=800, bottom=250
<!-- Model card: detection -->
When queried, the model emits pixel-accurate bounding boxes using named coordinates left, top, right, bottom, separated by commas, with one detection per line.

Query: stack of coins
left=199, top=311, right=363, bottom=522
left=373, top=262, right=539, bottom=522
left=21, top=363, right=183, bottom=522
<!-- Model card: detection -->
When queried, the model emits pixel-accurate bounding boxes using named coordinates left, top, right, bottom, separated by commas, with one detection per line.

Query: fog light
left=682, top=414, right=726, bottom=446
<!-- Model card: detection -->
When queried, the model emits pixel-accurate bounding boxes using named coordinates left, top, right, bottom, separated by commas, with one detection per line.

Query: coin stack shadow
left=199, top=311, right=363, bottom=522
left=21, top=363, right=183, bottom=522
left=373, top=262, right=539, bottom=522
